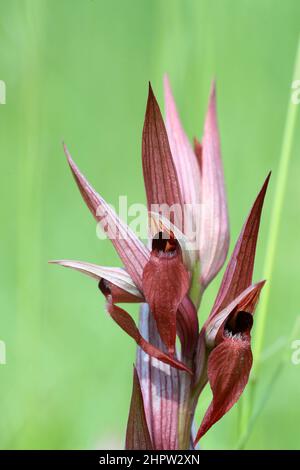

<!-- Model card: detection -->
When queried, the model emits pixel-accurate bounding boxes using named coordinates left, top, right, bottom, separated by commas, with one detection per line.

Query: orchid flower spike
left=51, top=77, right=270, bottom=450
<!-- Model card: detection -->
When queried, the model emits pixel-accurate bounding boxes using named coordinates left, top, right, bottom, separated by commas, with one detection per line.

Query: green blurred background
left=0, top=0, right=299, bottom=449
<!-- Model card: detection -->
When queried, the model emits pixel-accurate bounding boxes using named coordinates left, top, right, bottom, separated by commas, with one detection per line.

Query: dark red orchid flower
left=193, top=173, right=270, bottom=444
left=51, top=77, right=269, bottom=450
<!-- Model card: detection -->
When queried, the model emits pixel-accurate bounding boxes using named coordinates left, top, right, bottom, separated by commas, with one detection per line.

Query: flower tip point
left=261, top=172, right=271, bottom=195
left=209, top=81, right=217, bottom=105
left=258, top=279, right=267, bottom=289
left=62, top=142, right=73, bottom=163
left=63, top=146, right=78, bottom=174
left=48, top=259, right=64, bottom=267
left=147, top=82, right=157, bottom=103
left=146, top=82, right=155, bottom=107
left=163, top=73, right=170, bottom=88
left=208, top=77, right=216, bottom=95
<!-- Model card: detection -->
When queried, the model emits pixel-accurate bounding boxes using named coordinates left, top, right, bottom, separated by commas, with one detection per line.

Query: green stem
left=178, top=374, right=194, bottom=450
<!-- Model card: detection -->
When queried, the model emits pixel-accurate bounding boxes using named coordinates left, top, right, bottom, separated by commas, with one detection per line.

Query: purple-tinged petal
left=177, top=296, right=199, bottom=360
left=147, top=215, right=199, bottom=357
left=136, top=303, right=181, bottom=450
left=194, top=281, right=265, bottom=443
left=142, top=238, right=190, bottom=356
left=106, top=298, right=192, bottom=374
left=125, top=367, right=153, bottom=450
left=164, top=75, right=201, bottom=211
left=194, top=282, right=264, bottom=387
left=206, top=281, right=265, bottom=347
left=142, top=84, right=184, bottom=226
left=199, top=83, right=229, bottom=288
left=211, top=173, right=271, bottom=318
left=63, top=145, right=149, bottom=290
left=193, top=328, right=208, bottom=393
left=50, top=260, right=144, bottom=302
left=194, top=334, right=252, bottom=443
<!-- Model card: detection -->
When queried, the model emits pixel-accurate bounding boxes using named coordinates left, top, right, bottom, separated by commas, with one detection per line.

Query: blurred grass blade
left=253, top=35, right=300, bottom=374
left=238, top=35, right=300, bottom=447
